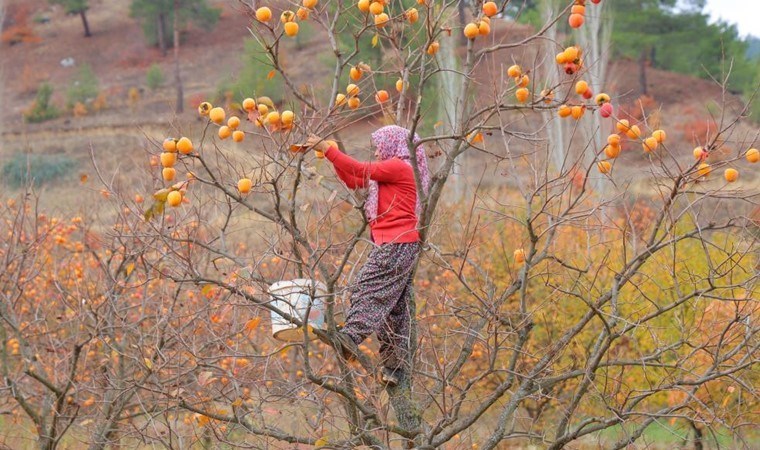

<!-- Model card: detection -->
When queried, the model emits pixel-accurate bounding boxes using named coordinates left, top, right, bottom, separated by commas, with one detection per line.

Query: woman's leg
left=376, top=271, right=414, bottom=371
left=341, top=243, right=420, bottom=350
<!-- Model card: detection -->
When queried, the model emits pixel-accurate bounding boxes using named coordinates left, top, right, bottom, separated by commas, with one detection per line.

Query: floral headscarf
left=365, top=125, right=430, bottom=222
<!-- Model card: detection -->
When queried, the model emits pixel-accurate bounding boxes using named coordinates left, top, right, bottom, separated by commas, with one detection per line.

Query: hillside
left=0, top=0, right=757, bottom=212
left=2, top=0, right=249, bottom=126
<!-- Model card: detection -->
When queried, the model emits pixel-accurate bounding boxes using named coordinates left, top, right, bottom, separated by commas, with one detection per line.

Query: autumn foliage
left=1, top=0, right=758, bottom=448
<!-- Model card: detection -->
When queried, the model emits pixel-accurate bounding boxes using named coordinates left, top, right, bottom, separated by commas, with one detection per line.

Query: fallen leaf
left=198, top=371, right=214, bottom=386
left=168, top=388, right=184, bottom=398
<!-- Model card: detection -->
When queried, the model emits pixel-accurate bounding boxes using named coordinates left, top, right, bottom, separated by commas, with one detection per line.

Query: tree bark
left=173, top=0, right=183, bottom=113
left=157, top=13, right=167, bottom=57
left=690, top=420, right=704, bottom=450
left=638, top=48, right=648, bottom=96
left=79, top=10, right=91, bottom=37
left=387, top=371, right=422, bottom=447
left=457, top=0, right=467, bottom=44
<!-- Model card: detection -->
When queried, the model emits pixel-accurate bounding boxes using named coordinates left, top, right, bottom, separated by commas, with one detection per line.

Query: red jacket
left=325, top=145, right=419, bottom=244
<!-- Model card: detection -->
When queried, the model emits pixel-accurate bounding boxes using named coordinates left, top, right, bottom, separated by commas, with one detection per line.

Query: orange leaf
left=245, top=317, right=261, bottom=333
left=267, top=70, right=276, bottom=80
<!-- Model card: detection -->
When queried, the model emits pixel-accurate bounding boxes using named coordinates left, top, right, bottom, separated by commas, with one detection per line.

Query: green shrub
left=146, top=64, right=165, bottom=91
left=24, top=83, right=60, bottom=123
left=293, top=20, right=316, bottom=52
left=66, top=64, right=99, bottom=109
left=224, top=39, right=286, bottom=104
left=746, top=71, right=760, bottom=124
left=32, top=13, right=51, bottom=24
left=2, top=153, right=77, bottom=188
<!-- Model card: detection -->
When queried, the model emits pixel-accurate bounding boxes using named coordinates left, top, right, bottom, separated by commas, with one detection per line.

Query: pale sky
left=704, top=0, right=759, bottom=38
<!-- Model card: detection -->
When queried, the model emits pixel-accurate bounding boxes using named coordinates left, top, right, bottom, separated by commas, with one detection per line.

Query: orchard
left=1, top=0, right=758, bottom=449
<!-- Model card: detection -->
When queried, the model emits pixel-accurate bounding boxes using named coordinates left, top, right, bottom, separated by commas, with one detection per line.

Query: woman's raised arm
left=325, top=146, right=406, bottom=184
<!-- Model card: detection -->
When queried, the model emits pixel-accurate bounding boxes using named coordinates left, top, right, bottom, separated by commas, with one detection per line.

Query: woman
left=305, top=125, right=430, bottom=387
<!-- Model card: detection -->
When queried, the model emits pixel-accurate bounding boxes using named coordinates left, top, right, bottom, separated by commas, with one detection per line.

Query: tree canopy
left=50, top=0, right=92, bottom=37
left=129, top=0, right=220, bottom=52
left=517, top=0, right=759, bottom=95
left=610, top=0, right=757, bottom=93
left=50, top=0, right=88, bottom=14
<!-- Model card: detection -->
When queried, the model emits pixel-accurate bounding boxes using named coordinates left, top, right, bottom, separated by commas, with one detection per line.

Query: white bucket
left=268, top=279, right=327, bottom=342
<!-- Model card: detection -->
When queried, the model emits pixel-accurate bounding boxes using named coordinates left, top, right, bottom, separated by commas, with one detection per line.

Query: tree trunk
left=387, top=372, right=422, bottom=448
left=457, top=0, right=467, bottom=44
left=79, top=10, right=91, bottom=37
left=690, top=420, right=704, bottom=450
left=638, top=48, right=648, bottom=96
left=157, top=14, right=167, bottom=57
left=87, top=402, right=117, bottom=450
left=36, top=421, right=54, bottom=450
left=38, top=437, right=54, bottom=450
left=173, top=0, right=183, bottom=113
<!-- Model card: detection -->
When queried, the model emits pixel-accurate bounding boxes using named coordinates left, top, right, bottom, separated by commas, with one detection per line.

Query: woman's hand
left=305, top=134, right=330, bottom=152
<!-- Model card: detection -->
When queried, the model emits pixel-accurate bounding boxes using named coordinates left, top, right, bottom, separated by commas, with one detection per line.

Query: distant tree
left=747, top=36, right=760, bottom=60
left=515, top=0, right=758, bottom=96
left=172, top=0, right=183, bottom=114
left=129, top=0, right=220, bottom=57
left=610, top=0, right=757, bottom=94
left=50, top=0, right=91, bottom=37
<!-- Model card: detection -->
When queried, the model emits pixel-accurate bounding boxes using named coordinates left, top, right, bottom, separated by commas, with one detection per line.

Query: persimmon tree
left=2, top=0, right=758, bottom=449
left=0, top=190, right=209, bottom=449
